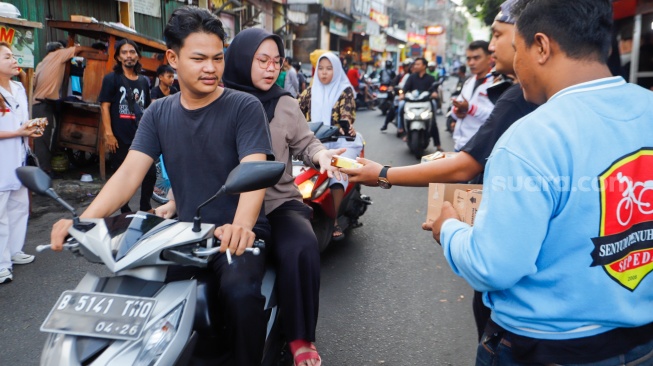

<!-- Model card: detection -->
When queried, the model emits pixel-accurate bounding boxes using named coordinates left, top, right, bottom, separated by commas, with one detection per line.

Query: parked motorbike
left=403, top=90, right=435, bottom=159
left=292, top=122, right=372, bottom=252
left=16, top=162, right=290, bottom=366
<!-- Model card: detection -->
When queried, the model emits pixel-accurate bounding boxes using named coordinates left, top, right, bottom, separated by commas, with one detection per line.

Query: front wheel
left=408, top=130, right=424, bottom=159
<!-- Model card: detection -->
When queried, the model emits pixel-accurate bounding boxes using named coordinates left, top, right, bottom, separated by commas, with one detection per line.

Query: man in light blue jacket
left=428, top=0, right=653, bottom=364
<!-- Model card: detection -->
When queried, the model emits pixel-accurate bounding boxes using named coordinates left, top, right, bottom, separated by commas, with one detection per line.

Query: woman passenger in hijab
left=223, top=28, right=346, bottom=366
left=297, top=52, right=363, bottom=240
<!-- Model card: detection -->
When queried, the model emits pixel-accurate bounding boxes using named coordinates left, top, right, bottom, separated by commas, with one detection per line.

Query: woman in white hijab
left=298, top=52, right=364, bottom=241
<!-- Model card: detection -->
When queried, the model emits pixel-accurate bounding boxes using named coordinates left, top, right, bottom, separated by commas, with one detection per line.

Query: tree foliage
left=463, top=0, right=503, bottom=26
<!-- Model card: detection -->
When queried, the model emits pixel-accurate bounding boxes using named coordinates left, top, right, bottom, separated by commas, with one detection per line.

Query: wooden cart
left=47, top=20, right=167, bottom=180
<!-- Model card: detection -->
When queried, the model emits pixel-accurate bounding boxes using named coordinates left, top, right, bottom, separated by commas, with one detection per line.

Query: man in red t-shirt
left=346, top=62, right=360, bottom=89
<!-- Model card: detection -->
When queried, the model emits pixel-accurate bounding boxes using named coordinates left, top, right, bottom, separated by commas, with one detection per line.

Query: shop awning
left=385, top=27, right=407, bottom=43
left=323, top=7, right=355, bottom=23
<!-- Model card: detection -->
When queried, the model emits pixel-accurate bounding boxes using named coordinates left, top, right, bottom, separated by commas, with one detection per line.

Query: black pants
left=111, top=142, right=156, bottom=212
left=430, top=116, right=441, bottom=147
left=267, top=200, right=321, bottom=342
left=473, top=290, right=491, bottom=341
left=210, top=246, right=268, bottom=366
left=167, top=225, right=270, bottom=366
left=32, top=103, right=57, bottom=172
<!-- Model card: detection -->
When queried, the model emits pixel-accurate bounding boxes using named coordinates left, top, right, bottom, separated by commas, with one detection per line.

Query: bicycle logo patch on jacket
left=591, top=148, right=653, bottom=291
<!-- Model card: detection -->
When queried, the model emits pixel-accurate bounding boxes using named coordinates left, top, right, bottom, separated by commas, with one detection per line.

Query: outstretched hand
left=315, top=148, right=346, bottom=180
left=340, top=157, right=383, bottom=186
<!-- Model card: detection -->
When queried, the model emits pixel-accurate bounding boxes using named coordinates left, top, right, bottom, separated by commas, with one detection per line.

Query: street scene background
left=0, top=79, right=479, bottom=365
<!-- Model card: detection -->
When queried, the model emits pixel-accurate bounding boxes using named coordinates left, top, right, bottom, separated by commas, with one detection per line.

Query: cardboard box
left=421, top=151, right=458, bottom=163
left=426, top=183, right=483, bottom=226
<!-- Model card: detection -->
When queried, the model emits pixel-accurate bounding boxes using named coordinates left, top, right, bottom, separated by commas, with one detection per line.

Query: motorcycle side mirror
left=192, top=161, right=285, bottom=232
left=224, top=161, right=285, bottom=195
left=15, top=166, right=83, bottom=227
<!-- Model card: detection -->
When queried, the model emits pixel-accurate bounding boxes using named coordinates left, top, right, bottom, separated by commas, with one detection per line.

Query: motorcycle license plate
left=377, top=93, right=388, bottom=99
left=41, top=291, right=157, bottom=341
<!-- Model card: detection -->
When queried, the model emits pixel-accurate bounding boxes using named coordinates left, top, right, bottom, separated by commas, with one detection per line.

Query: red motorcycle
left=292, top=122, right=372, bottom=251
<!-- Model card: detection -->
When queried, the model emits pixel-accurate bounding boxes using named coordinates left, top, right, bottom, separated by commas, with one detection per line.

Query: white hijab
left=310, top=52, right=355, bottom=126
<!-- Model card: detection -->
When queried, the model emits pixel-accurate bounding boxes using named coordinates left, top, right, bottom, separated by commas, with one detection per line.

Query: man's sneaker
left=0, top=268, right=12, bottom=284
left=11, top=251, right=35, bottom=265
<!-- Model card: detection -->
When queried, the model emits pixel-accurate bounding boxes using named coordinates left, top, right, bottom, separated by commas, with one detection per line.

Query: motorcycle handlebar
left=36, top=237, right=80, bottom=252
left=192, top=239, right=266, bottom=257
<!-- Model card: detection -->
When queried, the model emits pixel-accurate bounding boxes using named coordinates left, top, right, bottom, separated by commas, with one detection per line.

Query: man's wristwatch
left=378, top=165, right=392, bottom=189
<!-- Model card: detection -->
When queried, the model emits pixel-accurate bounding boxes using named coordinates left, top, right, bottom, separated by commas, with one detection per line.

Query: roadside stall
left=45, top=19, right=167, bottom=180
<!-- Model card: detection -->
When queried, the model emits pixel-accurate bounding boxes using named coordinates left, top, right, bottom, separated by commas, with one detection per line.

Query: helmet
left=402, top=58, right=413, bottom=66
left=428, top=61, right=436, bottom=67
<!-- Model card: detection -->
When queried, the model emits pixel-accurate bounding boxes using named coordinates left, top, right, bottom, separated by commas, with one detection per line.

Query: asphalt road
left=316, top=97, right=478, bottom=365
left=0, top=80, right=478, bottom=365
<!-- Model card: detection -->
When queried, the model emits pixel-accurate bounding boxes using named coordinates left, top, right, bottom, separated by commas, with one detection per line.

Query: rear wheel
left=311, top=208, right=333, bottom=252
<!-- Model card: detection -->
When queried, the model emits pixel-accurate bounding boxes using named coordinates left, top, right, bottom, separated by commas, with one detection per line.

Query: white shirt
left=452, top=73, right=495, bottom=151
left=0, top=81, right=29, bottom=191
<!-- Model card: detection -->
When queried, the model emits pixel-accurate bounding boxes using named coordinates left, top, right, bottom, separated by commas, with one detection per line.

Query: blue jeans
left=476, top=331, right=653, bottom=366
left=397, top=100, right=406, bottom=130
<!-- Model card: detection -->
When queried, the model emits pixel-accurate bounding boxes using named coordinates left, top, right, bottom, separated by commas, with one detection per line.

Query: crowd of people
left=2, top=0, right=653, bottom=365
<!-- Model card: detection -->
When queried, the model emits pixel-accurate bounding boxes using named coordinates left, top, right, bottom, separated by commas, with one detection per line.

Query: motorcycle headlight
left=420, top=110, right=432, bottom=120
left=312, top=178, right=330, bottom=199
left=298, top=176, right=318, bottom=199
left=134, top=302, right=185, bottom=366
left=406, top=111, right=416, bottom=119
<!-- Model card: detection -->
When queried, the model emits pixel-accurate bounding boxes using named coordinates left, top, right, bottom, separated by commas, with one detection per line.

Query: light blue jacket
left=441, top=77, right=653, bottom=340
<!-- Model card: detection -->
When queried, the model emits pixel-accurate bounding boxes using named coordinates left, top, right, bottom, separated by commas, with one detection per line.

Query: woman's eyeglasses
left=256, top=56, right=284, bottom=70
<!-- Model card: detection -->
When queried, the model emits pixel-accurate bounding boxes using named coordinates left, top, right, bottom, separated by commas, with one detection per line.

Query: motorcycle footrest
left=358, top=195, right=373, bottom=205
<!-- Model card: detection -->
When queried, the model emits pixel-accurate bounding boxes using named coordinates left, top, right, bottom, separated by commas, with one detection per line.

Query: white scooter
left=403, top=89, right=435, bottom=159
left=16, top=162, right=290, bottom=366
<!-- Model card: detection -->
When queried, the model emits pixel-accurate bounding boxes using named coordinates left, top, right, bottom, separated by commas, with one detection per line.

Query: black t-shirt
left=150, top=85, right=179, bottom=100
left=130, top=89, right=275, bottom=237
left=461, top=83, right=538, bottom=183
left=98, top=72, right=151, bottom=145
left=403, top=72, right=437, bottom=93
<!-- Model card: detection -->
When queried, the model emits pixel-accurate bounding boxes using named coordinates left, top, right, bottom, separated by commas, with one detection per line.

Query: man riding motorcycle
left=395, top=57, right=442, bottom=151
left=380, top=58, right=412, bottom=133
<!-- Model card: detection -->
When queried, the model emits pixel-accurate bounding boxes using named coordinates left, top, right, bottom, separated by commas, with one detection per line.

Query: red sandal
left=289, top=339, right=322, bottom=366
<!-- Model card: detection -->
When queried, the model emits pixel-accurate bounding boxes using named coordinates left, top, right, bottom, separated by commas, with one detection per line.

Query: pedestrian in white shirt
left=0, top=42, right=40, bottom=284
left=451, top=40, right=495, bottom=151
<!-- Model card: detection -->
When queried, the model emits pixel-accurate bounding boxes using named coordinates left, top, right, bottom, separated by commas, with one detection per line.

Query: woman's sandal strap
left=294, top=350, right=321, bottom=366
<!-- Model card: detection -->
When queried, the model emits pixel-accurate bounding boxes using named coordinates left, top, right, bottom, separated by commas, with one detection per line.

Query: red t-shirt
left=347, top=68, right=360, bottom=89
